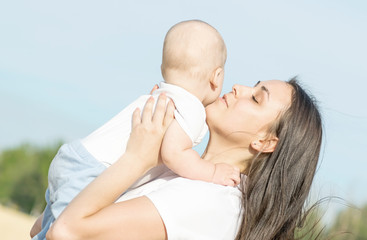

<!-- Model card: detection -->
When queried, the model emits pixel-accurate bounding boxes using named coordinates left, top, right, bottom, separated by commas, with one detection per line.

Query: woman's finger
left=141, top=96, right=154, bottom=124
left=150, top=84, right=159, bottom=94
left=131, top=108, right=141, bottom=129
left=152, top=93, right=167, bottom=123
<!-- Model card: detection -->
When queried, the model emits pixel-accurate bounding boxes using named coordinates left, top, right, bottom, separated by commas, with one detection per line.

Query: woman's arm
left=47, top=94, right=174, bottom=240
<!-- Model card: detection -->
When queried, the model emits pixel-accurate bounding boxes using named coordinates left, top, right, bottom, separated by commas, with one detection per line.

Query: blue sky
left=1, top=0, right=366, bottom=221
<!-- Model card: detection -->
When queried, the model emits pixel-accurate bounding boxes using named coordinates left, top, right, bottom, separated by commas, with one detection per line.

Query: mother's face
left=205, top=80, right=292, bottom=145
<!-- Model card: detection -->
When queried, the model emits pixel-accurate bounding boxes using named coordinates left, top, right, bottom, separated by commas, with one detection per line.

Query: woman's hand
left=149, top=84, right=159, bottom=94
left=126, top=93, right=175, bottom=170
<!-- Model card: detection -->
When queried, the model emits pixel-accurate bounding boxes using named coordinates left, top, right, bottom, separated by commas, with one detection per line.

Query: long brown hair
left=236, top=77, right=323, bottom=240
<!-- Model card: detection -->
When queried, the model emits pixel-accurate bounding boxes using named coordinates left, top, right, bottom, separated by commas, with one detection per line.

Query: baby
left=31, top=20, right=240, bottom=240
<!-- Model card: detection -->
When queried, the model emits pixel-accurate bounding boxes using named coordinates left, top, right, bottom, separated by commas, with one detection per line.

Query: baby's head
left=161, top=20, right=227, bottom=106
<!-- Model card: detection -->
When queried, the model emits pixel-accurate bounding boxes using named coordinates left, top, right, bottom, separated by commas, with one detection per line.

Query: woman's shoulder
left=156, top=175, right=242, bottom=200
left=148, top=174, right=242, bottom=217
left=146, top=173, right=243, bottom=240
left=119, top=170, right=243, bottom=205
left=143, top=170, right=243, bottom=203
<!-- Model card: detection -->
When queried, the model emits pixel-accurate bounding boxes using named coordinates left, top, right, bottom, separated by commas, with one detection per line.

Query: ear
left=251, top=137, right=279, bottom=153
left=209, top=67, right=223, bottom=89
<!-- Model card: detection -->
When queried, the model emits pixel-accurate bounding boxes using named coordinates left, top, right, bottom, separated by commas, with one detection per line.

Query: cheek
left=211, top=111, right=258, bottom=145
left=213, top=83, right=224, bottom=99
left=229, top=104, right=265, bottom=135
left=206, top=101, right=269, bottom=137
left=227, top=113, right=254, bottom=133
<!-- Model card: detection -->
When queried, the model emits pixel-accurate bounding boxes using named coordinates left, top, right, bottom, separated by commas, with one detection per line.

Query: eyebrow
left=255, top=81, right=270, bottom=100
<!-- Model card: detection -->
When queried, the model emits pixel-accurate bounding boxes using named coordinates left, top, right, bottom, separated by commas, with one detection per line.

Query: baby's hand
left=212, top=163, right=241, bottom=186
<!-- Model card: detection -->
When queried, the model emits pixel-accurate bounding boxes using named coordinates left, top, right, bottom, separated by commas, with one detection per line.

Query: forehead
left=261, top=80, right=292, bottom=107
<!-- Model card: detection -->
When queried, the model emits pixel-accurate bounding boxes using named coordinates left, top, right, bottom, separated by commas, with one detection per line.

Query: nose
left=232, top=84, right=250, bottom=97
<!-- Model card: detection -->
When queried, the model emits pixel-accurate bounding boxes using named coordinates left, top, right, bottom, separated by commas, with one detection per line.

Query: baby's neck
left=165, top=77, right=207, bottom=105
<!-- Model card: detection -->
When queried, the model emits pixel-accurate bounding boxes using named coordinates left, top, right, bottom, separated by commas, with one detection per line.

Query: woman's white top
left=117, top=171, right=244, bottom=240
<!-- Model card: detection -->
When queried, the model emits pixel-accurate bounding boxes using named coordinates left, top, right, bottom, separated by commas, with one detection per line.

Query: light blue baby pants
left=32, top=140, right=106, bottom=240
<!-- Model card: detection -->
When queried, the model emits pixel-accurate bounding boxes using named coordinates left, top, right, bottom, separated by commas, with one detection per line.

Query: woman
left=45, top=78, right=322, bottom=240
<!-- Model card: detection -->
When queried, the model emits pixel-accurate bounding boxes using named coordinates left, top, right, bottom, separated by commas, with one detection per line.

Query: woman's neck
left=202, top=134, right=252, bottom=173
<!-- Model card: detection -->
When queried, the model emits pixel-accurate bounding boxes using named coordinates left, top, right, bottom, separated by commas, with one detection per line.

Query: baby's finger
left=141, top=96, right=154, bottom=124
left=164, top=100, right=175, bottom=128
left=131, top=108, right=141, bottom=129
left=232, top=174, right=241, bottom=186
left=152, top=93, right=167, bottom=123
left=225, top=179, right=236, bottom=187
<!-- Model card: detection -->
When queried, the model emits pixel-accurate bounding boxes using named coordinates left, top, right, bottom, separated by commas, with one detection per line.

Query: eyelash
left=252, top=95, right=259, bottom=103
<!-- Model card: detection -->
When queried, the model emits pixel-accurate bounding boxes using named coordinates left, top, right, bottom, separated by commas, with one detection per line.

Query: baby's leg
left=32, top=140, right=106, bottom=240
left=30, top=211, right=43, bottom=238
left=31, top=189, right=54, bottom=240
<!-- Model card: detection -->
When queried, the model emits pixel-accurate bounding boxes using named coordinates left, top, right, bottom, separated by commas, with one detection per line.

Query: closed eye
left=252, top=95, right=259, bottom=103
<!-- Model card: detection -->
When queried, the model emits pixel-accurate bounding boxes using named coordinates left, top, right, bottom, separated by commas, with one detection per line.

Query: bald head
left=161, top=20, right=227, bottom=83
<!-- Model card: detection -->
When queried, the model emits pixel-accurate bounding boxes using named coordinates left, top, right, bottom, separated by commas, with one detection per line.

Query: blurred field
left=0, top=205, right=36, bottom=240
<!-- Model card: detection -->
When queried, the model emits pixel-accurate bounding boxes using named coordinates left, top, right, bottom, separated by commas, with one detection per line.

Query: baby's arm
left=161, top=120, right=240, bottom=186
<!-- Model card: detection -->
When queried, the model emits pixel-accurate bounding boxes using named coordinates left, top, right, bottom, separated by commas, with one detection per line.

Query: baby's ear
left=210, top=67, right=223, bottom=88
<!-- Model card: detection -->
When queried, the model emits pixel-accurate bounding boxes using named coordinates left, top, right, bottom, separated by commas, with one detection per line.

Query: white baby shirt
left=81, top=82, right=208, bottom=186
